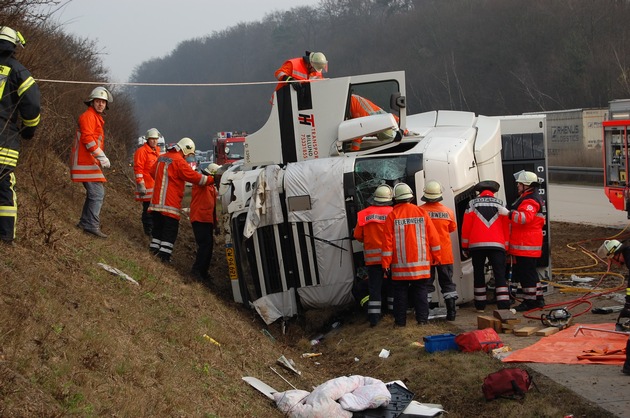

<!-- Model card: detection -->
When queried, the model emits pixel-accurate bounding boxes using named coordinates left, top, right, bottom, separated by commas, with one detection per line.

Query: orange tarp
left=503, top=323, right=628, bottom=365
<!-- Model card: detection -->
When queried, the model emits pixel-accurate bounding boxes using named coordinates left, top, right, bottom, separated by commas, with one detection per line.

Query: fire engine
left=214, top=131, right=246, bottom=165
left=603, top=99, right=630, bottom=218
left=218, top=71, right=550, bottom=323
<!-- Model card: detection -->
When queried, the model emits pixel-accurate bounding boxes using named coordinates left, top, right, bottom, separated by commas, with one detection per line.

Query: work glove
left=497, top=206, right=510, bottom=216
left=136, top=183, right=147, bottom=197
left=20, top=126, right=36, bottom=140
left=96, top=154, right=111, bottom=169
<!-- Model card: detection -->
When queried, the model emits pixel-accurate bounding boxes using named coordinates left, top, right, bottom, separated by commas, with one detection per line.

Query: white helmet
left=422, top=180, right=443, bottom=202
left=371, top=184, right=393, bottom=205
left=202, top=163, right=220, bottom=176
left=0, top=26, right=25, bottom=47
left=393, top=182, right=414, bottom=202
left=309, top=51, right=328, bottom=73
left=176, top=137, right=196, bottom=156
left=514, top=170, right=540, bottom=186
left=85, top=86, right=113, bottom=107
left=146, top=128, right=160, bottom=139
left=597, top=239, right=623, bottom=258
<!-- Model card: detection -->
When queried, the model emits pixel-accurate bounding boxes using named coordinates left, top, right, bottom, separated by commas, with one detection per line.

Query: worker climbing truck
left=218, top=71, right=551, bottom=324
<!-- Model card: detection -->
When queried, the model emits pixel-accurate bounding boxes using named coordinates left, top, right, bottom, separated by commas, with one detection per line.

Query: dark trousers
left=366, top=264, right=384, bottom=324
left=427, top=264, right=457, bottom=299
left=150, top=212, right=179, bottom=262
left=141, top=201, right=153, bottom=235
left=392, top=279, right=429, bottom=325
left=0, top=170, right=16, bottom=241
left=472, top=249, right=508, bottom=309
left=191, top=221, right=214, bottom=279
left=513, top=255, right=539, bottom=302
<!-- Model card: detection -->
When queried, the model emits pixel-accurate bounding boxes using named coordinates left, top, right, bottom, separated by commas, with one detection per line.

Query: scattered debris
left=261, top=328, right=276, bottom=342
left=270, top=366, right=297, bottom=390
left=202, top=334, right=221, bottom=346
left=97, top=263, right=139, bottom=286
left=301, top=352, right=322, bottom=358
left=378, top=348, right=390, bottom=358
left=277, top=355, right=301, bottom=375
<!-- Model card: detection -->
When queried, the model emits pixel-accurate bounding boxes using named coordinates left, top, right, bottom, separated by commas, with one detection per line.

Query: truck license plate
left=225, top=245, right=238, bottom=280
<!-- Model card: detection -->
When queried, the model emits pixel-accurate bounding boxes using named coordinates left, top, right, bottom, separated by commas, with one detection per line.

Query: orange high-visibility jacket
left=461, top=190, right=510, bottom=252
left=348, top=95, right=399, bottom=151
left=353, top=205, right=394, bottom=265
left=274, top=57, right=322, bottom=91
left=382, top=203, right=441, bottom=280
left=190, top=183, right=217, bottom=224
left=70, top=106, right=106, bottom=182
left=133, top=143, right=161, bottom=202
left=148, top=149, right=213, bottom=220
left=507, top=189, right=545, bottom=257
left=421, top=201, right=456, bottom=265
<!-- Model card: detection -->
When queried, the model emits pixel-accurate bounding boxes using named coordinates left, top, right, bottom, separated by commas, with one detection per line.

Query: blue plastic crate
left=423, top=333, right=458, bottom=353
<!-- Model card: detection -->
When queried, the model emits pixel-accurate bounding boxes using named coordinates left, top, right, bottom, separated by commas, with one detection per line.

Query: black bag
left=482, top=368, right=534, bottom=401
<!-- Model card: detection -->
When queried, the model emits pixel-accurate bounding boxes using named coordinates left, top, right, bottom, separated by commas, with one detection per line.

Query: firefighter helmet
left=421, top=180, right=443, bottom=202
left=0, top=26, right=25, bottom=47
left=597, top=239, right=622, bottom=258
left=474, top=180, right=500, bottom=193
left=84, top=86, right=113, bottom=108
left=371, top=184, right=393, bottom=205
left=309, top=52, right=328, bottom=73
left=514, top=170, right=540, bottom=186
left=202, top=163, right=220, bottom=176
left=176, top=137, right=196, bottom=156
left=393, top=182, right=413, bottom=202
left=146, top=128, right=160, bottom=139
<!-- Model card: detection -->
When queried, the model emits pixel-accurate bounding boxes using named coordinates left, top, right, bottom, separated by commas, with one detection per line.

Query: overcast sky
left=42, top=0, right=315, bottom=82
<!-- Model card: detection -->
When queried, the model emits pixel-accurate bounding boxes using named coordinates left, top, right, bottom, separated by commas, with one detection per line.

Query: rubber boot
left=445, top=298, right=457, bottom=321
left=616, top=304, right=630, bottom=332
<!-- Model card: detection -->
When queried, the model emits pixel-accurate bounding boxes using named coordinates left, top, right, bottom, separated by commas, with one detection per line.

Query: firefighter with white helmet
left=506, top=170, right=546, bottom=311
left=189, top=162, right=221, bottom=282
left=353, top=184, right=394, bottom=326
left=133, top=128, right=162, bottom=235
left=0, top=26, right=40, bottom=245
left=148, top=137, right=214, bottom=263
left=71, top=86, right=112, bottom=238
left=274, top=50, right=327, bottom=92
left=382, top=182, right=442, bottom=326
left=420, top=180, right=459, bottom=320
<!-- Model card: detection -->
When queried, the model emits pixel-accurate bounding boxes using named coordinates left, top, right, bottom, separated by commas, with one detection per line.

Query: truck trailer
left=218, top=71, right=550, bottom=324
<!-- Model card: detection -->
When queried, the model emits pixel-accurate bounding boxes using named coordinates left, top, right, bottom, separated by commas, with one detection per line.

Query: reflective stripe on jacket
left=70, top=106, right=106, bottom=182
left=421, top=201, right=456, bottom=264
left=461, top=190, right=509, bottom=251
left=508, top=189, right=545, bottom=257
left=133, top=143, right=161, bottom=201
left=353, top=205, right=393, bottom=265
left=149, top=149, right=212, bottom=220
left=0, top=54, right=41, bottom=171
left=382, top=202, right=441, bottom=280
left=274, top=57, right=322, bottom=91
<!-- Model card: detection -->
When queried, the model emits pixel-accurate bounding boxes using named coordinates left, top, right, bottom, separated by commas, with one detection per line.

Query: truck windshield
left=227, top=141, right=245, bottom=160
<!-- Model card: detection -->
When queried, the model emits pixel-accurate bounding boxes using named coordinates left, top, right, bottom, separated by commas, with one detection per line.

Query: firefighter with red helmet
left=0, top=26, right=40, bottom=245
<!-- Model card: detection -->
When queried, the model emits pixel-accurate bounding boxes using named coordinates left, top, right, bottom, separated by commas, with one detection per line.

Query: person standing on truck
left=0, top=26, right=40, bottom=245
left=353, top=184, right=394, bottom=327
left=190, top=163, right=220, bottom=282
left=382, top=183, right=441, bottom=326
left=419, top=180, right=459, bottom=320
left=71, top=86, right=112, bottom=239
left=148, top=138, right=214, bottom=263
left=274, top=51, right=327, bottom=92
left=504, top=170, right=546, bottom=312
left=133, top=128, right=162, bottom=236
left=461, top=181, right=511, bottom=312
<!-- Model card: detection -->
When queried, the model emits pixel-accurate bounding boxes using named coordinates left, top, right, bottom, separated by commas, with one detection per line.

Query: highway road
left=548, top=183, right=630, bottom=228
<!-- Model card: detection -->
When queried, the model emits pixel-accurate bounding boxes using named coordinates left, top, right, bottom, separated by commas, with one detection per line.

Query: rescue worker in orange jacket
left=0, top=26, right=40, bottom=245
left=148, top=137, right=213, bottom=263
left=505, top=170, right=546, bottom=312
left=274, top=51, right=327, bottom=92
left=382, top=183, right=441, bottom=326
left=133, top=128, right=162, bottom=236
left=420, top=180, right=459, bottom=320
left=71, top=86, right=112, bottom=239
left=461, top=180, right=511, bottom=311
left=347, top=94, right=400, bottom=151
left=353, top=184, right=394, bottom=327
left=190, top=163, right=220, bottom=282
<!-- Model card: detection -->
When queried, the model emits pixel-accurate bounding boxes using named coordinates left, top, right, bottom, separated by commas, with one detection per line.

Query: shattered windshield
left=354, top=156, right=411, bottom=209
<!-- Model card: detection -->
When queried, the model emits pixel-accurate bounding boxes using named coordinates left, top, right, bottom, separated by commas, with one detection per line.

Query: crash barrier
left=548, top=166, right=602, bottom=186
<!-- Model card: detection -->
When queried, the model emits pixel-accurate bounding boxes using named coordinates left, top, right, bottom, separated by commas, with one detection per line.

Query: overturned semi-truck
left=218, top=71, right=551, bottom=324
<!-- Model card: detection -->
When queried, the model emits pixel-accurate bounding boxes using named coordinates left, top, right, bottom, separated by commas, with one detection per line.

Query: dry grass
left=0, top=154, right=618, bottom=417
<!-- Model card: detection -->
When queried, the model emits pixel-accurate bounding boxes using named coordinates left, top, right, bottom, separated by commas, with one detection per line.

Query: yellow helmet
left=0, top=26, right=25, bottom=47
left=393, top=182, right=414, bottom=202
left=146, top=128, right=161, bottom=139
left=85, top=86, right=113, bottom=108
left=371, top=184, right=393, bottom=205
left=203, top=163, right=220, bottom=176
left=597, top=239, right=622, bottom=258
left=421, top=180, right=443, bottom=202
left=514, top=170, right=540, bottom=186
left=309, top=52, right=328, bottom=73
left=176, top=137, right=196, bottom=156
